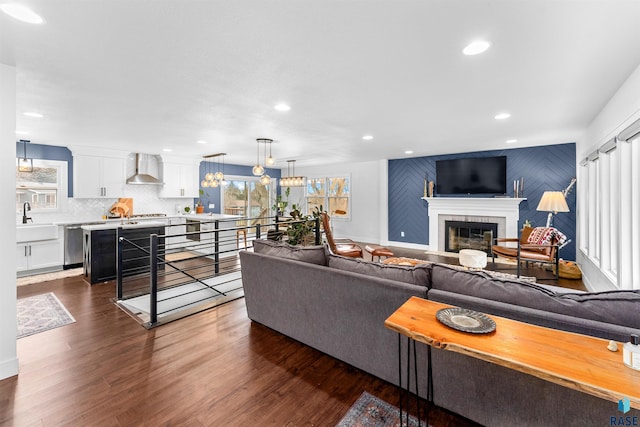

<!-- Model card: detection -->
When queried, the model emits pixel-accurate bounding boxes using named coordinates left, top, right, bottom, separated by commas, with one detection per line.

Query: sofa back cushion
left=328, top=254, right=432, bottom=288
left=252, top=239, right=328, bottom=266
left=430, top=263, right=640, bottom=328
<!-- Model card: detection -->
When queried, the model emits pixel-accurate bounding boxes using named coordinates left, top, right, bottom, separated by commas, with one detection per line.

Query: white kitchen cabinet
left=74, top=155, right=125, bottom=198
left=17, top=239, right=64, bottom=276
left=160, top=162, right=199, bottom=198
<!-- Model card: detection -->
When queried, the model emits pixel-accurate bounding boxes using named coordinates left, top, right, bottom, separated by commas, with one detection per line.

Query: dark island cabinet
left=83, top=225, right=165, bottom=285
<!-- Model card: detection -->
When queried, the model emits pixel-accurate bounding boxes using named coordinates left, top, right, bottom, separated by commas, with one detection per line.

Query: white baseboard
left=0, top=357, right=19, bottom=380
left=385, top=241, right=430, bottom=251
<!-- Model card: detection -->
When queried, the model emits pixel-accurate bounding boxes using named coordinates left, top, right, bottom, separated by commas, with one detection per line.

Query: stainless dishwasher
left=63, top=222, right=105, bottom=269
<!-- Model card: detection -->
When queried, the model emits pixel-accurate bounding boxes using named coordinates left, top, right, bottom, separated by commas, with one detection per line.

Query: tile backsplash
left=17, top=184, right=194, bottom=224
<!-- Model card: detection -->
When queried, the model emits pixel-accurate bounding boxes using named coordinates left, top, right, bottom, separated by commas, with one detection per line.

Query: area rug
left=17, top=268, right=83, bottom=286
left=17, top=292, right=76, bottom=338
left=336, top=391, right=421, bottom=427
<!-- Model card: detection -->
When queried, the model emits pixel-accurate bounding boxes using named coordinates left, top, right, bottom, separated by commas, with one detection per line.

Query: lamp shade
left=536, top=191, right=569, bottom=214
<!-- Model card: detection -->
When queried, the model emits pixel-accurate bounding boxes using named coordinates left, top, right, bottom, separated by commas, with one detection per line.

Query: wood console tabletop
left=384, top=297, right=640, bottom=409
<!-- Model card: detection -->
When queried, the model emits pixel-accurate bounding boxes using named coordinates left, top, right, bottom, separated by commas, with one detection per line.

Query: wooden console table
left=384, top=297, right=640, bottom=409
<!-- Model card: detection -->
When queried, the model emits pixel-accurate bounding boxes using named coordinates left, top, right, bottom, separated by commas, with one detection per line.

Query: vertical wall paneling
left=387, top=157, right=432, bottom=244
left=388, top=143, right=577, bottom=260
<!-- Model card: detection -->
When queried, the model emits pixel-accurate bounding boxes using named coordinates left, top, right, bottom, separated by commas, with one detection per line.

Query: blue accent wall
left=388, top=143, right=577, bottom=260
left=198, top=162, right=281, bottom=214
left=16, top=141, right=74, bottom=196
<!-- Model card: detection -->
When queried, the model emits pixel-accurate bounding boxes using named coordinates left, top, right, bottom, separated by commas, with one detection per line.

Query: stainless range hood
left=126, top=153, right=163, bottom=185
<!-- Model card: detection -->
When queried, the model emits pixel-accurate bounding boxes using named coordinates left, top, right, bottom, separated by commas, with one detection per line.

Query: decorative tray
left=436, top=307, right=496, bottom=334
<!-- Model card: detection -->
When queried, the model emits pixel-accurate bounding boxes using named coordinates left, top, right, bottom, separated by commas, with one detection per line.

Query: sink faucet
left=22, top=202, right=32, bottom=224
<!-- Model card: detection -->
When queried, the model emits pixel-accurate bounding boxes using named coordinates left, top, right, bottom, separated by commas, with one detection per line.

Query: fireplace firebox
left=444, top=220, right=498, bottom=254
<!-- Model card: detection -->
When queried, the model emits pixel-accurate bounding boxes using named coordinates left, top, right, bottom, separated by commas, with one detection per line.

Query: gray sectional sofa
left=240, top=240, right=640, bottom=427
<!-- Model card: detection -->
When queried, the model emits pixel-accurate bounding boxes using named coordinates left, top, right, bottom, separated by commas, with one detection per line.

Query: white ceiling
left=2, top=0, right=640, bottom=168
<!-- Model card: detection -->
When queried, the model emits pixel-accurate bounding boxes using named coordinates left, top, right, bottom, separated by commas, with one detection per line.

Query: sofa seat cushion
left=328, top=253, right=431, bottom=287
left=252, top=239, right=328, bottom=266
left=431, top=263, right=640, bottom=329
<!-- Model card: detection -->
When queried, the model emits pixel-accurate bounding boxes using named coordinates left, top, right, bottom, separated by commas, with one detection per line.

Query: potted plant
left=272, top=187, right=290, bottom=216
left=196, top=189, right=207, bottom=214
left=286, top=203, right=316, bottom=245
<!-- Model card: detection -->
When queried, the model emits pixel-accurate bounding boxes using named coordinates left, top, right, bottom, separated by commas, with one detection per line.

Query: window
left=580, top=127, right=640, bottom=290
left=16, top=159, right=68, bottom=212
left=222, top=175, right=274, bottom=227
left=306, top=176, right=351, bottom=218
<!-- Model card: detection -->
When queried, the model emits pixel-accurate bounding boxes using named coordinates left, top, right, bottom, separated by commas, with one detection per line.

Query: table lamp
left=536, top=191, right=569, bottom=227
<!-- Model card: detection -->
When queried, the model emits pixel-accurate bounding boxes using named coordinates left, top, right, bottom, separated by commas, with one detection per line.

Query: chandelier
left=280, top=160, right=306, bottom=187
left=17, top=139, right=33, bottom=172
left=201, top=153, right=226, bottom=188
left=253, top=138, right=272, bottom=185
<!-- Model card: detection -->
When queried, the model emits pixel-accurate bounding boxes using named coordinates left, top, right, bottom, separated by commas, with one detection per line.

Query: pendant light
left=266, top=139, right=275, bottom=166
left=202, top=153, right=226, bottom=188
left=17, top=139, right=33, bottom=172
left=253, top=138, right=272, bottom=184
left=261, top=141, right=271, bottom=184
left=252, top=138, right=269, bottom=176
left=280, top=160, right=306, bottom=187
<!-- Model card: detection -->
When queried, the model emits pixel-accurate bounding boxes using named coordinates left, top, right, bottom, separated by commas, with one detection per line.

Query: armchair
left=319, top=212, right=363, bottom=258
left=491, top=226, right=561, bottom=279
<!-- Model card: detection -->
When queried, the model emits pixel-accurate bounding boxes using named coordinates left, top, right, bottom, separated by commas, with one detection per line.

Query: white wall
left=577, top=63, right=640, bottom=291
left=0, top=63, right=19, bottom=379
left=291, top=159, right=387, bottom=244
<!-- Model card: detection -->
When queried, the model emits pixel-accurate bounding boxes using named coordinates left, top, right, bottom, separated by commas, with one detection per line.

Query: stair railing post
left=117, top=227, right=123, bottom=300
left=214, top=220, right=220, bottom=274
left=149, top=233, right=158, bottom=326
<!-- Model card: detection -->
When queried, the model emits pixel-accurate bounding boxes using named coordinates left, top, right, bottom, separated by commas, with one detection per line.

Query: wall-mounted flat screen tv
left=436, top=156, right=507, bottom=195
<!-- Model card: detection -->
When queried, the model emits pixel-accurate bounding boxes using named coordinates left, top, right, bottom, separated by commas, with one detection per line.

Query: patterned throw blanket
left=527, top=227, right=567, bottom=246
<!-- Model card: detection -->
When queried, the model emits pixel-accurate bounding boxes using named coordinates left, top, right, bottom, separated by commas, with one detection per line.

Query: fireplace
left=444, top=220, right=498, bottom=254
left=425, top=197, right=525, bottom=252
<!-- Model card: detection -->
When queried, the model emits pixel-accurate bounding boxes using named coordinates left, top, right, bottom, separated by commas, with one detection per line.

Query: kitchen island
left=179, top=213, right=243, bottom=257
left=82, top=221, right=166, bottom=285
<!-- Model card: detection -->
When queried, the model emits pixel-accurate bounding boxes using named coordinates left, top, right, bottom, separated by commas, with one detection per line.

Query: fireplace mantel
left=422, top=197, right=526, bottom=251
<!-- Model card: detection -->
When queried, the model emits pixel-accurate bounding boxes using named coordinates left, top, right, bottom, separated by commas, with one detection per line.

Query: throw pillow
left=527, top=227, right=567, bottom=246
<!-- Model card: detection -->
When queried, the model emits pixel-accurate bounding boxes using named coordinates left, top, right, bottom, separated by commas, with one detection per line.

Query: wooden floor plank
left=3, top=274, right=480, bottom=426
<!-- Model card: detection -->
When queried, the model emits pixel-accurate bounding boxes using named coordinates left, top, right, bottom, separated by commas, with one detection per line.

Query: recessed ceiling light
left=0, top=3, right=44, bottom=24
left=494, top=113, right=511, bottom=120
left=24, top=112, right=43, bottom=118
left=15, top=130, right=28, bottom=135
left=506, top=139, right=518, bottom=144
left=163, top=148, right=173, bottom=152
left=462, top=40, right=491, bottom=56
left=274, top=104, right=291, bottom=111
left=405, top=150, right=414, bottom=155
left=196, top=140, right=207, bottom=144
left=362, top=135, right=373, bottom=140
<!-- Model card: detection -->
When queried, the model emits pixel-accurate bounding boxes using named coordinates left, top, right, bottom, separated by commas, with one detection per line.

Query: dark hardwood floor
left=4, top=275, right=479, bottom=426
left=3, top=243, right=585, bottom=426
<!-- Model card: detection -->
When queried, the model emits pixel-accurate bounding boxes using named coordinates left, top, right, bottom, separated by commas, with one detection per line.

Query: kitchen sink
left=16, top=223, right=59, bottom=243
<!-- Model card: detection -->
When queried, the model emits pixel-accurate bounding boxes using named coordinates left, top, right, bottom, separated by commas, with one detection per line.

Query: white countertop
left=180, top=213, right=243, bottom=221
left=81, top=220, right=167, bottom=231
left=20, top=213, right=244, bottom=228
